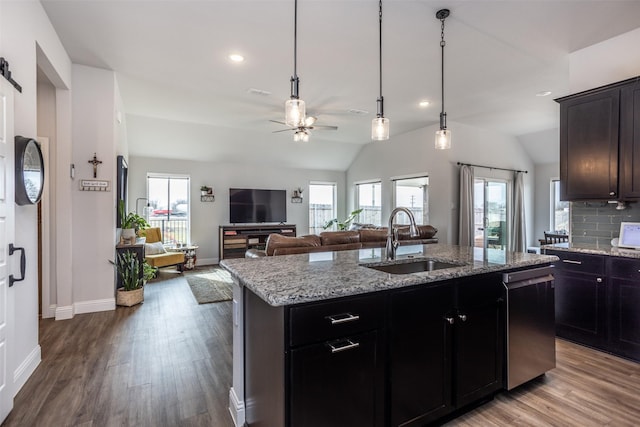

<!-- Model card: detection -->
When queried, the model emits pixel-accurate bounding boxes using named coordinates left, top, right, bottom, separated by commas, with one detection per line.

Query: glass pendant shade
left=293, top=129, right=309, bottom=142
left=285, top=98, right=306, bottom=127
left=435, top=128, right=451, bottom=150
left=371, top=117, right=390, bottom=141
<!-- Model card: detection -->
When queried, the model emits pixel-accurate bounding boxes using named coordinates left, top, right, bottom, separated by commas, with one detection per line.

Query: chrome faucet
left=386, top=207, right=420, bottom=261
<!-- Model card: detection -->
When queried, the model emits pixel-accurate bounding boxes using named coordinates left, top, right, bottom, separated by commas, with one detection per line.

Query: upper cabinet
left=556, top=77, right=640, bottom=201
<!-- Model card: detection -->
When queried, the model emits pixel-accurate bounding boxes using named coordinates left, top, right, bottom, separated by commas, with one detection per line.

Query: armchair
left=138, top=227, right=185, bottom=271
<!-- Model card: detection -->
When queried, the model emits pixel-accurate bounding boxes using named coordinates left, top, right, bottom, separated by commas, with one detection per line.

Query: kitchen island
left=221, top=244, right=557, bottom=427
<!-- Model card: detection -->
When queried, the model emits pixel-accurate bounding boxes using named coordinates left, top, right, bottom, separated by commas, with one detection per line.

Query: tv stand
left=219, top=224, right=297, bottom=260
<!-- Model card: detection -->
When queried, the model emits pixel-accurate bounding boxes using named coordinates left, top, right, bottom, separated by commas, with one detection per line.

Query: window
left=147, top=174, right=190, bottom=245
left=309, top=183, right=337, bottom=234
left=393, top=176, right=429, bottom=225
left=551, top=180, right=569, bottom=233
left=356, top=181, right=382, bottom=226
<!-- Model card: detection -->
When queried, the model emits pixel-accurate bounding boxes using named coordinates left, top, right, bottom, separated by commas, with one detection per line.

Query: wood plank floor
left=4, top=269, right=640, bottom=426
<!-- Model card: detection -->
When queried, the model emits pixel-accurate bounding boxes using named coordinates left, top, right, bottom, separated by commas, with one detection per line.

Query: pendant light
left=371, top=0, right=389, bottom=141
left=435, top=8, right=451, bottom=150
left=285, top=0, right=306, bottom=128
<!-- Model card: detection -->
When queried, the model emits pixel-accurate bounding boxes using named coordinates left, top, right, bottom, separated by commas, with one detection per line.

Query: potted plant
left=111, top=250, right=145, bottom=306
left=118, top=200, right=150, bottom=244
left=200, top=185, right=212, bottom=196
left=323, top=209, right=364, bottom=231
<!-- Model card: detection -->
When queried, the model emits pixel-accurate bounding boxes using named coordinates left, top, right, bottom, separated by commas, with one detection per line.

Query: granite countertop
left=543, top=242, right=640, bottom=259
left=220, top=244, right=557, bottom=307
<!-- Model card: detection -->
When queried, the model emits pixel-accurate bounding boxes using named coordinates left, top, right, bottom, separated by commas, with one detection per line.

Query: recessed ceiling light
left=536, top=91, right=552, bottom=97
left=228, top=54, right=245, bottom=63
left=419, top=100, right=430, bottom=107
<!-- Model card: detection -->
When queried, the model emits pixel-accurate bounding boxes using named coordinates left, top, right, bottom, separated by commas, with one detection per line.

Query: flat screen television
left=617, top=222, right=640, bottom=250
left=229, top=188, right=287, bottom=223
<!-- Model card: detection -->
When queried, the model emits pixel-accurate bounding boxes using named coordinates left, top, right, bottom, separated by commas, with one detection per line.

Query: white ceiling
left=41, top=0, right=640, bottom=170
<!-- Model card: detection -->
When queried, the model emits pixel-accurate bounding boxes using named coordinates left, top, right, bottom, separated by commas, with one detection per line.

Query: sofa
left=245, top=225, right=438, bottom=257
left=137, top=227, right=185, bottom=271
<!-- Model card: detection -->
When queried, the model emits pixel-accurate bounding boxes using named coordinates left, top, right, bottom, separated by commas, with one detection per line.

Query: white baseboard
left=74, top=298, right=115, bottom=315
left=42, top=304, right=56, bottom=319
left=199, top=257, right=219, bottom=266
left=229, top=387, right=245, bottom=427
left=55, top=305, right=74, bottom=320
left=13, top=345, right=41, bottom=396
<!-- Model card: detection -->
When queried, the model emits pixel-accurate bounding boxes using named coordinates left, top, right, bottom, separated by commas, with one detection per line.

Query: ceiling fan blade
left=269, top=120, right=288, bottom=126
left=272, top=128, right=295, bottom=133
left=312, top=125, right=338, bottom=130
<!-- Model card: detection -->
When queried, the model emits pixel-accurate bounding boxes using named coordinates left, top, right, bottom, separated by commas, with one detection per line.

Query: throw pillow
left=145, top=241, right=166, bottom=255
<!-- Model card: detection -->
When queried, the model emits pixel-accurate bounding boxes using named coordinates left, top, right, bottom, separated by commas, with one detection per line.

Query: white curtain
left=511, top=171, right=526, bottom=252
left=458, top=165, right=474, bottom=246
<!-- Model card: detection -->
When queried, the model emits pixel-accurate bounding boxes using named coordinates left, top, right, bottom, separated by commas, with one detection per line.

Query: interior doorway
left=474, top=178, right=509, bottom=250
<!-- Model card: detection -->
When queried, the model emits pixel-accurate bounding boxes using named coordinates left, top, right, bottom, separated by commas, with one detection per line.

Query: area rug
left=185, top=267, right=233, bottom=304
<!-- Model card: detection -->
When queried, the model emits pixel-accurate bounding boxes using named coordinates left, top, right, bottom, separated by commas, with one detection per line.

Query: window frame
left=391, top=173, right=430, bottom=225
left=146, top=173, right=191, bottom=245
left=355, top=180, right=382, bottom=227
left=308, top=181, right=337, bottom=234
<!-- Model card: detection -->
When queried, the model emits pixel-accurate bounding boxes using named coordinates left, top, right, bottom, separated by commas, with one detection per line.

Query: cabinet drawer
left=609, top=257, right=640, bottom=279
left=547, top=251, right=605, bottom=275
left=289, top=294, right=384, bottom=347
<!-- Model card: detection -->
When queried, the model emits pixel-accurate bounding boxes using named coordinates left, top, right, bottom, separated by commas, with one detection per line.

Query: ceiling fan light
left=435, top=128, right=451, bottom=150
left=372, top=117, right=390, bottom=141
left=285, top=98, right=306, bottom=127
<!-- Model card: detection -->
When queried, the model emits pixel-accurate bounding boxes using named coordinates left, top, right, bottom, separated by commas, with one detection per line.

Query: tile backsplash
left=571, top=202, right=640, bottom=245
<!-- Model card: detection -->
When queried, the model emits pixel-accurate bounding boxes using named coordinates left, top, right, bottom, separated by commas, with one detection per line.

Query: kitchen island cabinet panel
left=290, top=330, right=383, bottom=427
left=455, top=275, right=504, bottom=408
left=390, top=284, right=453, bottom=427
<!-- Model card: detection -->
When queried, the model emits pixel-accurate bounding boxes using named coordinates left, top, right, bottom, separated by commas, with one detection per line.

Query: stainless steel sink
left=365, top=259, right=464, bottom=274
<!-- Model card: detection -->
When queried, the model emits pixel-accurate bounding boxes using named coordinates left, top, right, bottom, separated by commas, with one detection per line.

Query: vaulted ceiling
left=41, top=0, right=640, bottom=170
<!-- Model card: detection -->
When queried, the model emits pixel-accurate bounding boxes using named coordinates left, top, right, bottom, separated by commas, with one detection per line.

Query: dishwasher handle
left=502, top=266, right=554, bottom=284
left=503, top=274, right=554, bottom=291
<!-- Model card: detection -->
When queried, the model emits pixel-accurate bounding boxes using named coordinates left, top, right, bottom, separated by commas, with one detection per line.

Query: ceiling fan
left=270, top=116, right=338, bottom=142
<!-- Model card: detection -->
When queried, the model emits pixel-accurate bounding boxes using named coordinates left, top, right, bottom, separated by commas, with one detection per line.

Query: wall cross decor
left=88, top=153, right=102, bottom=178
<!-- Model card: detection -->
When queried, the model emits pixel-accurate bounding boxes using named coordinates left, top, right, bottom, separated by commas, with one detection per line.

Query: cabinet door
left=289, top=330, right=383, bottom=427
left=620, top=82, right=640, bottom=199
left=554, top=269, right=607, bottom=349
left=455, top=277, right=504, bottom=407
left=559, top=88, right=619, bottom=200
left=390, top=284, right=454, bottom=427
left=609, top=257, right=640, bottom=361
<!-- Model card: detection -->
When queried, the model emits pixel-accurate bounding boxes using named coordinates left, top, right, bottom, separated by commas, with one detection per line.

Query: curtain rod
left=457, top=162, right=528, bottom=174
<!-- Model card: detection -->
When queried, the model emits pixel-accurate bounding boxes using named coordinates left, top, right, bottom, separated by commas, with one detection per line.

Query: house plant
left=111, top=250, right=145, bottom=306
left=323, top=209, right=363, bottom=231
left=118, top=200, right=150, bottom=244
left=200, top=185, right=212, bottom=196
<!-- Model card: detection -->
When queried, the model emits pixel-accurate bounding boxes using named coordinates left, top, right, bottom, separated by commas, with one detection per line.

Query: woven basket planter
left=116, top=286, right=144, bottom=307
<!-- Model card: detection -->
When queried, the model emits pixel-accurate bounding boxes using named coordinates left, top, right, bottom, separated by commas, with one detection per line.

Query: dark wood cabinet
left=455, top=276, right=504, bottom=407
left=390, top=284, right=453, bottom=427
left=389, top=276, right=503, bottom=427
left=619, top=82, right=640, bottom=199
left=546, top=250, right=607, bottom=350
left=245, top=290, right=384, bottom=427
left=546, top=249, right=640, bottom=362
left=609, top=257, right=640, bottom=361
left=556, top=76, right=640, bottom=201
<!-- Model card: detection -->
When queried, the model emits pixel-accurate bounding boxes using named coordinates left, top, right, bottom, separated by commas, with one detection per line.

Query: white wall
left=70, top=65, right=118, bottom=308
left=128, top=156, right=346, bottom=263
left=0, top=0, right=72, bottom=399
left=570, top=27, right=640, bottom=93
left=347, top=122, right=536, bottom=247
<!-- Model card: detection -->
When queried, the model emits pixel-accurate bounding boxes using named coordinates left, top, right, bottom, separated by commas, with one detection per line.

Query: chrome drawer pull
left=562, top=260, right=582, bottom=265
left=445, top=317, right=455, bottom=325
left=328, top=340, right=360, bottom=354
left=327, top=313, right=360, bottom=325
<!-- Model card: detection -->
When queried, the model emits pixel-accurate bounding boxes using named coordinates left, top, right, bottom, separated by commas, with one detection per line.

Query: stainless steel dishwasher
left=502, top=265, right=556, bottom=390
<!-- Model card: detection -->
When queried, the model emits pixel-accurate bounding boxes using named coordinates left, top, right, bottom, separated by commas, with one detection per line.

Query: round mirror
left=15, top=136, right=44, bottom=205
